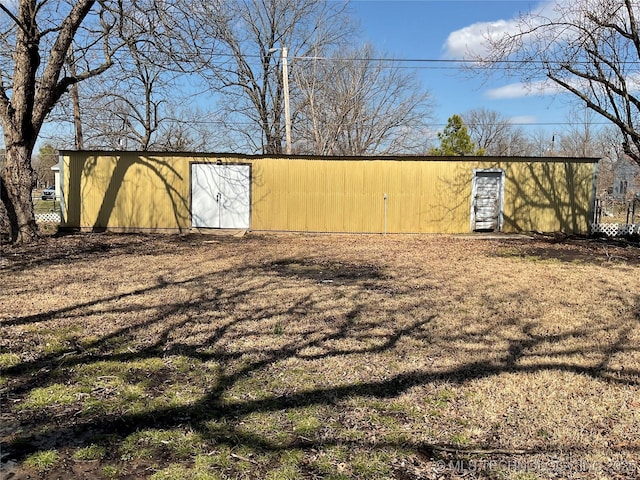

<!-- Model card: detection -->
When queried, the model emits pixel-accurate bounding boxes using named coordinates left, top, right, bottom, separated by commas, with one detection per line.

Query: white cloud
left=485, top=79, right=564, bottom=99
left=443, top=1, right=561, bottom=59
left=445, top=1, right=640, bottom=101
left=484, top=83, right=529, bottom=99
left=444, top=19, right=521, bottom=59
left=485, top=71, right=640, bottom=99
left=628, top=73, right=640, bottom=93
left=508, top=115, right=537, bottom=125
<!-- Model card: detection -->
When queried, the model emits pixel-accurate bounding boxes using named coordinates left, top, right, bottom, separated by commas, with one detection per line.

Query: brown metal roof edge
left=59, top=150, right=601, bottom=164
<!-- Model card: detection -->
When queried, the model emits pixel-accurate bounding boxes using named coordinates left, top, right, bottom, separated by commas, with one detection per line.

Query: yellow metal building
left=58, top=151, right=598, bottom=234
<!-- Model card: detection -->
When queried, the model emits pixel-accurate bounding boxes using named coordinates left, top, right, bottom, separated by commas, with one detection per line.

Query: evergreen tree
left=430, top=114, right=485, bottom=156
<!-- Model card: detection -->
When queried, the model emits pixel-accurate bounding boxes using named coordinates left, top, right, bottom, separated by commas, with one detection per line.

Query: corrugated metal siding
left=250, top=158, right=595, bottom=234
left=60, top=152, right=596, bottom=234
left=501, top=161, right=594, bottom=233
left=61, top=152, right=194, bottom=231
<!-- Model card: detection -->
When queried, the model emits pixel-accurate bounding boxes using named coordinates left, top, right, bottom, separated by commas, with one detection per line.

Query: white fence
left=35, top=212, right=61, bottom=223
left=592, top=198, right=639, bottom=237
left=591, top=223, right=640, bottom=237
left=33, top=196, right=61, bottom=224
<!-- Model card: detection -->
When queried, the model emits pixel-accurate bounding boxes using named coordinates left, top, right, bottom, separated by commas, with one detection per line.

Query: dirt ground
left=1, top=232, right=639, bottom=479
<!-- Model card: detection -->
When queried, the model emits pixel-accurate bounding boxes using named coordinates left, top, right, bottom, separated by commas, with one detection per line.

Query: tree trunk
left=1, top=143, right=38, bottom=243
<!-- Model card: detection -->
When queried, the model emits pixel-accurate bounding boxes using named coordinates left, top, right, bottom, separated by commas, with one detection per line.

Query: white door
left=471, top=170, right=503, bottom=231
left=191, top=164, right=251, bottom=229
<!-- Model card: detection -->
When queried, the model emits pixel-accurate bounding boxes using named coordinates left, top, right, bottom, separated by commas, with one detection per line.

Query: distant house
left=612, top=155, right=640, bottom=200
left=51, top=164, right=60, bottom=199
left=58, top=151, right=598, bottom=235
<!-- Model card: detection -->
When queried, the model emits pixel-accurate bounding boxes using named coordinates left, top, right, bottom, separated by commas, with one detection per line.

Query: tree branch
left=0, top=2, right=29, bottom=36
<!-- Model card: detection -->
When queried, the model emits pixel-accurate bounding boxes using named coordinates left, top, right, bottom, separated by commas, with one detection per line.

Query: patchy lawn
left=1, top=232, right=639, bottom=479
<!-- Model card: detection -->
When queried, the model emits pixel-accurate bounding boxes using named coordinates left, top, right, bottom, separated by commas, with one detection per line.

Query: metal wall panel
left=61, top=152, right=193, bottom=231
left=60, top=152, right=597, bottom=234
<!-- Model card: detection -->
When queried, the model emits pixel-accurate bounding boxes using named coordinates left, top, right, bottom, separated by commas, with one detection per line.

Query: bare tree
left=294, top=44, right=433, bottom=155
left=478, top=0, right=640, bottom=165
left=556, top=106, right=604, bottom=157
left=77, top=60, right=194, bottom=151
left=187, top=0, right=354, bottom=154
left=463, top=108, right=529, bottom=156
left=526, top=128, right=555, bottom=157
left=0, top=0, right=138, bottom=243
left=52, top=77, right=213, bottom=151
left=48, top=1, right=207, bottom=152
left=152, top=105, right=214, bottom=152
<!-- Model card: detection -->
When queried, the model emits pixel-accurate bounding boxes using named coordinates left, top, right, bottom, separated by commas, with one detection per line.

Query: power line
left=104, top=48, right=640, bottom=68
left=157, top=50, right=640, bottom=65
left=150, top=118, right=614, bottom=128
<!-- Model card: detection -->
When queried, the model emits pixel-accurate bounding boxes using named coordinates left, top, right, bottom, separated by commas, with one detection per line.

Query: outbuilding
left=58, top=151, right=598, bottom=235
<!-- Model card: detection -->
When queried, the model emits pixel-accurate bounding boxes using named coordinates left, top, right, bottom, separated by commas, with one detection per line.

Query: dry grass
left=1, top=232, right=639, bottom=479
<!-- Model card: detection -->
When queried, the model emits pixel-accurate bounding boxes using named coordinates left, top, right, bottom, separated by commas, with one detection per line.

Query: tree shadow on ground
left=488, top=234, right=640, bottom=266
left=2, top=234, right=639, bottom=478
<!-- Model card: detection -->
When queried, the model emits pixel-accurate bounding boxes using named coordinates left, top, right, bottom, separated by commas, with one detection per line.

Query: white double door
left=191, top=164, right=251, bottom=229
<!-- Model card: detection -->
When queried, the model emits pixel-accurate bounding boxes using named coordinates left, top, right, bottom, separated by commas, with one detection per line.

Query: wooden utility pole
left=282, top=47, right=291, bottom=154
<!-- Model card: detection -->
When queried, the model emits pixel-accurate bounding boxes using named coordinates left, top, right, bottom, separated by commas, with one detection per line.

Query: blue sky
left=29, top=0, right=585, bottom=152
left=350, top=0, right=576, bottom=135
